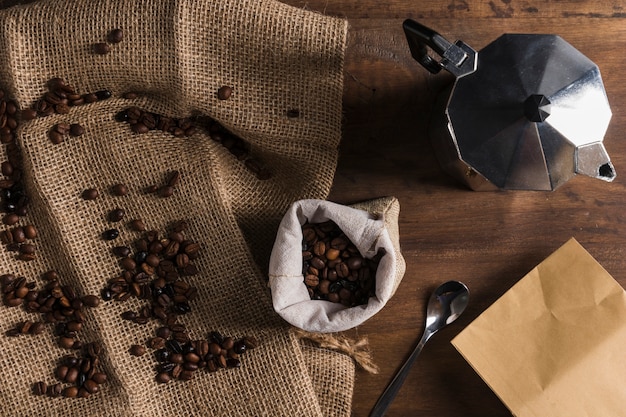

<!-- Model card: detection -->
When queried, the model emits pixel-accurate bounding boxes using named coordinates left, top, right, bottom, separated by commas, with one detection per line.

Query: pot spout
left=575, top=142, right=616, bottom=182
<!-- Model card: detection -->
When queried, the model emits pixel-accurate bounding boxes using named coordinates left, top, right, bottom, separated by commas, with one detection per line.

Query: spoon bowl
left=370, top=280, right=469, bottom=417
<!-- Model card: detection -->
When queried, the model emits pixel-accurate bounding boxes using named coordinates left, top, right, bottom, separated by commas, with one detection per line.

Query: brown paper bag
left=0, top=0, right=353, bottom=415
left=452, top=238, right=626, bottom=417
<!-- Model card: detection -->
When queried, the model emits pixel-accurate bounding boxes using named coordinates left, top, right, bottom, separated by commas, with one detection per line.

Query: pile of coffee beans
left=29, top=78, right=112, bottom=118
left=98, top=215, right=259, bottom=382
left=0, top=222, right=38, bottom=261
left=115, top=106, right=197, bottom=137
left=2, top=270, right=101, bottom=349
left=150, top=330, right=258, bottom=383
left=101, top=219, right=199, bottom=311
left=115, top=106, right=272, bottom=181
left=301, top=221, right=381, bottom=306
left=48, top=122, right=85, bottom=144
left=0, top=88, right=36, bottom=261
left=33, top=341, right=108, bottom=398
left=2, top=270, right=108, bottom=398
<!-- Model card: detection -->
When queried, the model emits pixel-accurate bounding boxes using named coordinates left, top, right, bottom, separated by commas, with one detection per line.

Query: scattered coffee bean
left=217, top=85, right=233, bottom=100
left=23, top=224, right=37, bottom=239
left=111, top=183, right=128, bottom=196
left=129, top=344, right=146, bottom=356
left=2, top=213, right=18, bottom=225
left=112, top=245, right=131, bottom=257
left=158, top=186, right=174, bottom=198
left=82, top=188, right=99, bottom=200
left=102, top=228, right=119, bottom=240
left=69, top=123, right=84, bottom=137
left=108, top=208, right=125, bottom=222
left=286, top=108, right=300, bottom=118
left=20, top=108, right=37, bottom=121
left=108, top=28, right=124, bottom=43
left=33, top=381, right=47, bottom=396
left=129, top=219, right=146, bottom=232
left=92, top=42, right=111, bottom=55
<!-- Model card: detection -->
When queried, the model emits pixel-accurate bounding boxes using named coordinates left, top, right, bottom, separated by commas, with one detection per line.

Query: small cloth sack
left=269, top=197, right=406, bottom=332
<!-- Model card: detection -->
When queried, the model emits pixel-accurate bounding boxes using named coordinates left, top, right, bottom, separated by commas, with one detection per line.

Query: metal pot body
left=404, top=20, right=615, bottom=191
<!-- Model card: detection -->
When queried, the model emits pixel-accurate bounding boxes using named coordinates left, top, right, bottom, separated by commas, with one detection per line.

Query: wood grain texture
left=1, top=0, right=624, bottom=415
left=280, top=1, right=626, bottom=416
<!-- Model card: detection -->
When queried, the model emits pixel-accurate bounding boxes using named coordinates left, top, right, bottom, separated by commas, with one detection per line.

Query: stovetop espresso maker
left=403, top=20, right=615, bottom=191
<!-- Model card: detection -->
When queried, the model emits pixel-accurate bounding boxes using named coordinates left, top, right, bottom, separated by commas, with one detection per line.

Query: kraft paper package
left=452, top=238, right=626, bottom=417
left=0, top=0, right=356, bottom=415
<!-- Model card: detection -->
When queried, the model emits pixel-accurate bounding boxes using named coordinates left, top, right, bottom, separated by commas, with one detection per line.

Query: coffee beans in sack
left=269, top=198, right=405, bottom=333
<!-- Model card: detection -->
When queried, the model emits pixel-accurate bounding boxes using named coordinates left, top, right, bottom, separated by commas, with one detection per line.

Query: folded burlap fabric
left=0, top=0, right=350, bottom=416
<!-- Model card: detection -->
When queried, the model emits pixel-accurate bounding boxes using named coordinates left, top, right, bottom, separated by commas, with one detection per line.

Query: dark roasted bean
left=217, top=86, right=233, bottom=100
left=102, top=228, right=119, bottom=240
left=108, top=208, right=125, bottom=222
left=93, top=42, right=111, bottom=55
left=111, top=183, right=128, bottom=196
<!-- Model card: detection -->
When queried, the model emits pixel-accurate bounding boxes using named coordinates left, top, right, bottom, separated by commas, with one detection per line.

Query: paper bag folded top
left=452, top=238, right=626, bottom=417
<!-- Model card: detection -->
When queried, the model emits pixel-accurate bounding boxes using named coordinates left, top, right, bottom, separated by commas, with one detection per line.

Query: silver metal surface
left=369, top=281, right=470, bottom=417
left=405, top=22, right=616, bottom=191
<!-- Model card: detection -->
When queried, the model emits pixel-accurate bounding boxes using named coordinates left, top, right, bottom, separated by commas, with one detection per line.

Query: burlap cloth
left=0, top=0, right=352, bottom=415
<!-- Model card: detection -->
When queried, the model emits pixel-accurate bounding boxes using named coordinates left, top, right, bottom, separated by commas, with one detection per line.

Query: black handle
left=403, top=19, right=455, bottom=74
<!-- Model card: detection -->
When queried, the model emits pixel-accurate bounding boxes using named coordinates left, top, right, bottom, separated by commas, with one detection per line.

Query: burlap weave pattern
left=0, top=0, right=349, bottom=415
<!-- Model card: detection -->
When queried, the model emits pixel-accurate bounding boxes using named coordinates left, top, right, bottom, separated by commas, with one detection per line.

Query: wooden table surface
left=1, top=0, right=623, bottom=416
left=279, top=1, right=626, bottom=416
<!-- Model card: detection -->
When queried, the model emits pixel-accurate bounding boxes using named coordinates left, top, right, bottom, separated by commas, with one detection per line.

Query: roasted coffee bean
left=69, top=123, right=84, bottom=137
left=63, top=386, right=79, bottom=398
left=129, top=218, right=146, bottom=232
left=19, top=243, right=35, bottom=255
left=47, top=383, right=63, bottom=398
left=95, top=90, right=112, bottom=100
left=2, top=213, right=18, bottom=225
left=158, top=185, right=174, bottom=198
left=102, top=228, right=119, bottom=240
left=217, top=86, right=233, bottom=100
left=93, top=42, right=111, bottom=55
left=81, top=294, right=100, bottom=307
left=48, top=128, right=65, bottom=144
left=29, top=321, right=45, bottom=335
left=112, top=245, right=131, bottom=257
left=33, top=381, right=47, bottom=396
left=11, top=226, right=26, bottom=243
left=129, top=344, right=146, bottom=356
left=91, top=372, right=107, bottom=384
left=23, top=224, right=37, bottom=239
left=166, top=170, right=181, bottom=187
left=111, top=183, right=128, bottom=196
left=147, top=337, right=166, bottom=350
left=120, top=257, right=136, bottom=271
left=20, top=108, right=37, bottom=120
left=82, top=188, right=99, bottom=200
left=83, top=379, right=99, bottom=394
left=155, top=372, right=170, bottom=384
left=108, top=208, right=125, bottom=222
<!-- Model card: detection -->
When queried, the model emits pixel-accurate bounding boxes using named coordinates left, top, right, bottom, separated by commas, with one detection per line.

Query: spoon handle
left=369, top=331, right=433, bottom=417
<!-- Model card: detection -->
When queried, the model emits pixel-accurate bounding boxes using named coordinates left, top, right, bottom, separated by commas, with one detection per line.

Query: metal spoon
left=369, top=280, right=470, bottom=417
